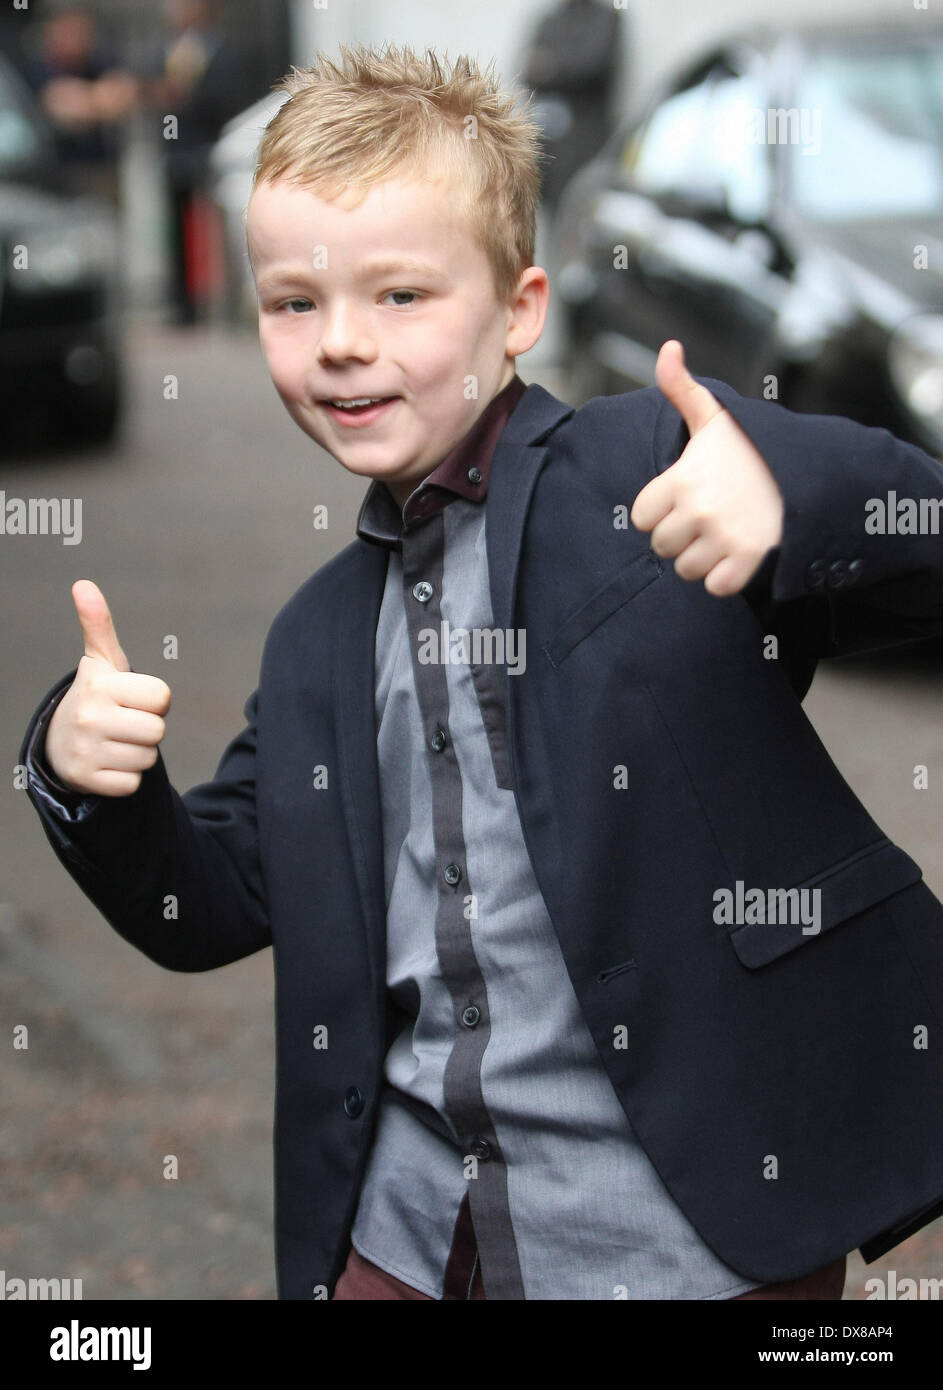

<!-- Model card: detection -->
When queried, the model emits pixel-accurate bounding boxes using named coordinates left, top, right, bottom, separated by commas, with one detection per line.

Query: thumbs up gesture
left=44, top=580, right=172, bottom=796
left=631, top=340, right=784, bottom=596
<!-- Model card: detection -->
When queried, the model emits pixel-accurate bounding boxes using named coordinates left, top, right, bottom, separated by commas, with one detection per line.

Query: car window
left=618, top=61, right=772, bottom=222
left=791, top=46, right=943, bottom=220
left=619, top=75, right=715, bottom=195
left=701, top=71, right=773, bottom=223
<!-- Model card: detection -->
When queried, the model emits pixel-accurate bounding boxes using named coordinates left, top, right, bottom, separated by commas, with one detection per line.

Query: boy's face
left=246, top=171, right=544, bottom=506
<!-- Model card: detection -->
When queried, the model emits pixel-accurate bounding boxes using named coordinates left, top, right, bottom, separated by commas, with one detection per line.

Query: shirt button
left=444, top=862, right=462, bottom=886
left=430, top=727, right=447, bottom=753
left=344, top=1086, right=364, bottom=1118
left=470, top=1137, right=492, bottom=1161
left=461, top=1005, right=481, bottom=1028
left=467, top=466, right=482, bottom=485
left=412, top=581, right=434, bottom=603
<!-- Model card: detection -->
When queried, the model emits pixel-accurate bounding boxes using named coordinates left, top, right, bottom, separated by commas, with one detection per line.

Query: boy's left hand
left=631, top=340, right=784, bottom=596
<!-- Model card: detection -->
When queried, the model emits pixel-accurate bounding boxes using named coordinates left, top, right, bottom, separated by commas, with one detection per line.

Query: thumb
left=655, top=339, right=723, bottom=437
left=72, top=579, right=130, bottom=671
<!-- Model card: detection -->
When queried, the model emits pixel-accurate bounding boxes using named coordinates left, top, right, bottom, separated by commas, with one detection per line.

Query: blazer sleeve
left=18, top=673, right=271, bottom=973
left=654, top=375, right=943, bottom=662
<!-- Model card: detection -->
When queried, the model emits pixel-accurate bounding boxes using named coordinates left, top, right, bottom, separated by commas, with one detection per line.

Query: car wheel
left=61, top=368, right=122, bottom=447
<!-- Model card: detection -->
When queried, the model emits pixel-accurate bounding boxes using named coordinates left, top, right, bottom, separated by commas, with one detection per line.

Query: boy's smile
left=246, top=173, right=547, bottom=508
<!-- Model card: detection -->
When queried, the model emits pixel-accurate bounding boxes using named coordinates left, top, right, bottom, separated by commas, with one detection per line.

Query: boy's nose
left=316, top=305, right=377, bottom=364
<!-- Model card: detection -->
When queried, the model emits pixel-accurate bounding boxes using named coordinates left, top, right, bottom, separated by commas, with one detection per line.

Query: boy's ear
left=505, top=266, right=549, bottom=356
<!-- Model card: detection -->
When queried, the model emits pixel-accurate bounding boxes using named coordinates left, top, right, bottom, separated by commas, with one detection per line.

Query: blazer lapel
left=332, top=539, right=390, bottom=1021
left=485, top=383, right=575, bottom=637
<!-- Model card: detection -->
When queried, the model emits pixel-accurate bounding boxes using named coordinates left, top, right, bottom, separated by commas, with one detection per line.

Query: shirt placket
left=399, top=511, right=525, bottom=1300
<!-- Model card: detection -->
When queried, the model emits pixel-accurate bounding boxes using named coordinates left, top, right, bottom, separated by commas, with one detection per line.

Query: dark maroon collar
left=356, top=374, right=528, bottom=548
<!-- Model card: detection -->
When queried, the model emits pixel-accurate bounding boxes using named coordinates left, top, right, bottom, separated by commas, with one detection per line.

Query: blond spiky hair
left=251, top=42, right=546, bottom=303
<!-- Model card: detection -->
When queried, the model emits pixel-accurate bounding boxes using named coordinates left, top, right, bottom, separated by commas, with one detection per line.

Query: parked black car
left=554, top=22, right=943, bottom=459
left=0, top=53, right=122, bottom=447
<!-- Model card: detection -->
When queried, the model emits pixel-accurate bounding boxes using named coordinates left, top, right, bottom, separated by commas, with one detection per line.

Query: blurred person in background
left=20, top=1, right=137, bottom=205
left=133, top=0, right=257, bottom=325
left=521, top=0, right=623, bottom=215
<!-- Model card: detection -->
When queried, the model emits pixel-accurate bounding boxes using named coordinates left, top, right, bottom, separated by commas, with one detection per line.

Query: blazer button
left=826, top=559, right=849, bottom=589
left=847, top=558, right=864, bottom=584
left=344, top=1085, right=364, bottom=1118
left=805, top=559, right=827, bottom=589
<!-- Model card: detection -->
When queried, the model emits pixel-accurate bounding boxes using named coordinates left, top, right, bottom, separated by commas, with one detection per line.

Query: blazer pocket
left=543, top=550, right=663, bottom=668
left=723, top=838, right=923, bottom=969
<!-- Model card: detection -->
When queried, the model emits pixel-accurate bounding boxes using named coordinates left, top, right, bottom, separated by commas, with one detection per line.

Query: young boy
left=19, top=43, right=943, bottom=1301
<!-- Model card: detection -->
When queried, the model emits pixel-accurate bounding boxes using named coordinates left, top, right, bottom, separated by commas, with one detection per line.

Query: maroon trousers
left=332, top=1193, right=846, bottom=1300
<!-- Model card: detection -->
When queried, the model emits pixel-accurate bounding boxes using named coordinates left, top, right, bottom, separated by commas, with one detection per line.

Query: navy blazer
left=21, top=375, right=943, bottom=1299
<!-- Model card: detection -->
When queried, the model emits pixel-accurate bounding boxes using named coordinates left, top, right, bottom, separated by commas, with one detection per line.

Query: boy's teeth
left=331, top=397, right=385, bottom=408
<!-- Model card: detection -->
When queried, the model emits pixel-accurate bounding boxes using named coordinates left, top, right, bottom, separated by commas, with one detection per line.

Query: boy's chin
left=289, top=416, right=424, bottom=493
left=323, top=450, right=420, bottom=492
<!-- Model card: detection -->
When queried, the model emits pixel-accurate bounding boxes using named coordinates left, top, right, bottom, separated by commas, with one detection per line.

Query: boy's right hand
left=44, top=580, right=171, bottom=797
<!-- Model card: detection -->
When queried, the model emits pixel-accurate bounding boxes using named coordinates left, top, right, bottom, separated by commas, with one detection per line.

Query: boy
left=19, top=43, right=943, bottom=1300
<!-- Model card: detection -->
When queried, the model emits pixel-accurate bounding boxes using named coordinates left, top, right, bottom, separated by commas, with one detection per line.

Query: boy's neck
left=386, top=367, right=519, bottom=511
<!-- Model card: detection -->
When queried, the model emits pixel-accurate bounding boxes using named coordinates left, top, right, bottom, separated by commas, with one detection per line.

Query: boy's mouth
left=320, top=396, right=400, bottom=426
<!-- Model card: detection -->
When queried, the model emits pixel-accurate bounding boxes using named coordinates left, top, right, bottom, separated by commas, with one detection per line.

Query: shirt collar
left=356, top=373, right=528, bottom=549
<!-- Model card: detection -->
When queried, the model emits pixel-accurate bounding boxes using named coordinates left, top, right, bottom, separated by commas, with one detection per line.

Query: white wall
left=291, top=0, right=551, bottom=99
left=291, top=0, right=918, bottom=121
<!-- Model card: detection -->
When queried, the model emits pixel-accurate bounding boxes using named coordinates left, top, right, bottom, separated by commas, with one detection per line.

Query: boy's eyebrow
left=254, top=266, right=308, bottom=293
left=255, top=256, right=446, bottom=293
left=358, top=256, right=446, bottom=278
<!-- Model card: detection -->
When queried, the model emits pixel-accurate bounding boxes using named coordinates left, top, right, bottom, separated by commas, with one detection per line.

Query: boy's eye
left=276, top=291, right=418, bottom=311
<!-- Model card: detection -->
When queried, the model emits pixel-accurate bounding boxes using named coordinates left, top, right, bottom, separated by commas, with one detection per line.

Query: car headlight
left=14, top=219, right=119, bottom=290
left=888, top=315, right=943, bottom=444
